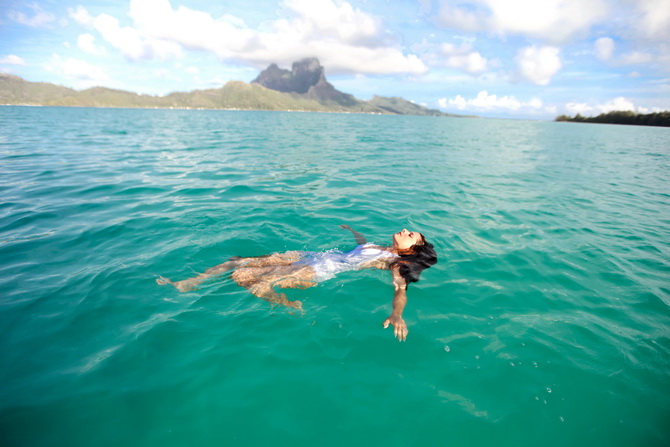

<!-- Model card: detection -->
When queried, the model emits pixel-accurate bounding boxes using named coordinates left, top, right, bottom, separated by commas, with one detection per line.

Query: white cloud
left=633, top=0, right=670, bottom=42
left=280, top=0, right=385, bottom=47
left=92, top=14, right=144, bottom=60
left=619, top=51, right=653, bottom=65
left=565, top=96, right=659, bottom=115
left=126, top=0, right=253, bottom=58
left=436, top=0, right=606, bottom=44
left=8, top=3, right=56, bottom=28
left=85, top=9, right=183, bottom=61
left=515, top=45, right=562, bottom=85
left=69, top=5, right=182, bottom=61
left=595, top=37, right=615, bottom=60
left=0, top=55, right=26, bottom=65
left=69, top=6, right=95, bottom=27
left=485, top=0, right=606, bottom=43
left=46, top=55, right=108, bottom=83
left=63, top=58, right=108, bottom=81
left=435, top=3, right=486, bottom=33
left=77, top=34, right=106, bottom=55
left=432, top=0, right=670, bottom=76
left=592, top=36, right=658, bottom=68
left=253, top=0, right=428, bottom=74
left=439, top=90, right=554, bottom=115
left=439, top=43, right=488, bottom=74
left=308, top=45, right=426, bottom=75
left=69, top=0, right=425, bottom=75
left=434, top=0, right=669, bottom=71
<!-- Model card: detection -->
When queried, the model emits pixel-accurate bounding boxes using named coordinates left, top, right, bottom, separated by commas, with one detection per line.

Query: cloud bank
left=439, top=91, right=555, bottom=115
left=69, top=0, right=426, bottom=75
left=436, top=0, right=607, bottom=44
left=566, top=97, right=663, bottom=115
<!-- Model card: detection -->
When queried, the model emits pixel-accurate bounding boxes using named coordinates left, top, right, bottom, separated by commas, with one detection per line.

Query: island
left=555, top=111, right=670, bottom=127
left=0, top=57, right=468, bottom=118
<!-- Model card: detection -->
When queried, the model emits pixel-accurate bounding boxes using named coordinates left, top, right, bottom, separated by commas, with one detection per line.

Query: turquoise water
left=1, top=106, right=669, bottom=446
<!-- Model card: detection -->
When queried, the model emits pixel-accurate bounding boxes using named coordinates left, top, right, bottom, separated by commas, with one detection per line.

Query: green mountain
left=0, top=61, right=466, bottom=117
left=0, top=73, right=77, bottom=104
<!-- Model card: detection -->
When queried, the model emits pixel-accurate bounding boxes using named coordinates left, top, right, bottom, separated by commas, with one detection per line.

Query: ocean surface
left=1, top=106, right=669, bottom=446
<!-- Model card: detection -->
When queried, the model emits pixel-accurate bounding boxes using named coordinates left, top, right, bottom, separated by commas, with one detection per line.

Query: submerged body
left=157, top=225, right=437, bottom=340
left=296, top=242, right=398, bottom=281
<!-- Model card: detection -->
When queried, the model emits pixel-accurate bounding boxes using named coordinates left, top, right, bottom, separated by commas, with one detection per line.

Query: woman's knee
left=231, top=268, right=257, bottom=288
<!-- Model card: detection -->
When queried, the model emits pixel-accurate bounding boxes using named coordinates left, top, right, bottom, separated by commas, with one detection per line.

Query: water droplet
left=546, top=387, right=552, bottom=393
left=444, top=345, right=450, bottom=352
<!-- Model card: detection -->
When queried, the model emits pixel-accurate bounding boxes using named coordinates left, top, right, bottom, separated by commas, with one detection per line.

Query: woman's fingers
left=395, top=325, right=408, bottom=341
left=383, top=317, right=408, bottom=341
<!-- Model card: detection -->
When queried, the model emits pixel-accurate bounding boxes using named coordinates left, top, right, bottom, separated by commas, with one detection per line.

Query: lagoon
left=1, top=106, right=669, bottom=446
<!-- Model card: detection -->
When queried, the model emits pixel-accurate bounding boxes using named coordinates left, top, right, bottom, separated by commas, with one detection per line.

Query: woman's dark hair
left=391, top=235, right=438, bottom=288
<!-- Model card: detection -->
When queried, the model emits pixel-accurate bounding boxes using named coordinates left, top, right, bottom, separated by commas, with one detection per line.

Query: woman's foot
left=278, top=293, right=302, bottom=310
left=156, top=276, right=173, bottom=286
left=156, top=276, right=198, bottom=292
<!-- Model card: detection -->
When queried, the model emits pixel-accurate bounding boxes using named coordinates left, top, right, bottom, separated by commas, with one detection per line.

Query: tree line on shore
left=555, top=110, right=670, bottom=127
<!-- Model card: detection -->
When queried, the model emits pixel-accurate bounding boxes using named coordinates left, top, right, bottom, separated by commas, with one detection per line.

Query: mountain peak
left=252, top=57, right=326, bottom=94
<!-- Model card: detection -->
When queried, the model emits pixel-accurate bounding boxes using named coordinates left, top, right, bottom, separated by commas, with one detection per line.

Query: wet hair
left=391, top=234, right=438, bottom=289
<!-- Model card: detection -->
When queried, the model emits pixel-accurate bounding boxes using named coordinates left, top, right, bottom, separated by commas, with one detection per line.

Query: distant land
left=0, top=58, right=468, bottom=117
left=555, top=111, right=670, bottom=127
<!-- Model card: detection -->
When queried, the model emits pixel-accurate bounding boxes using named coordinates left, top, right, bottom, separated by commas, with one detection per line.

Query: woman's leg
left=231, top=265, right=317, bottom=309
left=245, top=281, right=302, bottom=309
left=156, top=257, right=242, bottom=291
left=156, top=251, right=304, bottom=292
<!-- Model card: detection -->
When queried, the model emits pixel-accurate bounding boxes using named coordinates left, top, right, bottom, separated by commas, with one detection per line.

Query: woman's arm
left=340, top=224, right=367, bottom=245
left=383, top=267, right=409, bottom=341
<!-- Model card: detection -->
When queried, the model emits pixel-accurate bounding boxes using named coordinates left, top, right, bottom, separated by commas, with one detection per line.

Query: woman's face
left=393, top=228, right=424, bottom=250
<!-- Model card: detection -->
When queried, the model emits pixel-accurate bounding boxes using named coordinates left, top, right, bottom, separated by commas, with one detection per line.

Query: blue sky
left=1, top=0, right=669, bottom=119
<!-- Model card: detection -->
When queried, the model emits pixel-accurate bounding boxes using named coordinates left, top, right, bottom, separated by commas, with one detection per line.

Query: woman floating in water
left=157, top=225, right=437, bottom=341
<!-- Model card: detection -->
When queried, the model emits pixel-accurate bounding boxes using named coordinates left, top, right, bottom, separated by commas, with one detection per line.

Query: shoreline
left=0, top=103, right=476, bottom=118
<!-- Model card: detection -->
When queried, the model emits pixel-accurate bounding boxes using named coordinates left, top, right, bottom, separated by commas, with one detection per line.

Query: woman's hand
left=383, top=314, right=408, bottom=341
